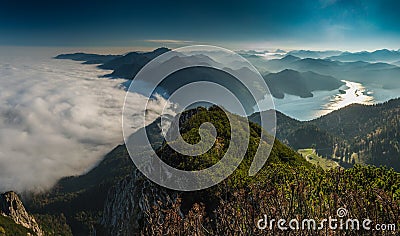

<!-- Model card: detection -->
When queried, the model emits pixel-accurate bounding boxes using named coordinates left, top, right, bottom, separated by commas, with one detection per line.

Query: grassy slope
left=0, top=215, right=34, bottom=236
left=298, top=148, right=339, bottom=170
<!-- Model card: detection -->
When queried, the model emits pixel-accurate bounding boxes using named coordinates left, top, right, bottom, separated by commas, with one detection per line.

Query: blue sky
left=0, top=0, right=399, bottom=51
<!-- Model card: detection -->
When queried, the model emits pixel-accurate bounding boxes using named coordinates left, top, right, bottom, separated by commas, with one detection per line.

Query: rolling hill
left=263, top=69, right=344, bottom=98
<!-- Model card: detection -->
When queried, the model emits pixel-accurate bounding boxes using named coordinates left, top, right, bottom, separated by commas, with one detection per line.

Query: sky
left=0, top=0, right=400, bottom=51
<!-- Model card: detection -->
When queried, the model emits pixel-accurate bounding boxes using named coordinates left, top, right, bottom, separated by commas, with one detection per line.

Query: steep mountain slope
left=27, top=145, right=134, bottom=235
left=310, top=98, right=400, bottom=169
left=99, top=106, right=400, bottom=235
left=26, top=106, right=309, bottom=235
left=26, top=116, right=167, bottom=235
left=98, top=106, right=311, bottom=235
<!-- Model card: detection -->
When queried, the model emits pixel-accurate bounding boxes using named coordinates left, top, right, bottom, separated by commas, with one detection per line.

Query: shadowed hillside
left=251, top=98, right=400, bottom=171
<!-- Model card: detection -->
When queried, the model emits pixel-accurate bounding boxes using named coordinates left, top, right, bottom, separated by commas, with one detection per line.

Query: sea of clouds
left=0, top=47, right=172, bottom=193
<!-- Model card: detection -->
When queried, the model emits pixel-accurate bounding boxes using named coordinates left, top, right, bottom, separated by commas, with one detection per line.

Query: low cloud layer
left=0, top=48, right=170, bottom=193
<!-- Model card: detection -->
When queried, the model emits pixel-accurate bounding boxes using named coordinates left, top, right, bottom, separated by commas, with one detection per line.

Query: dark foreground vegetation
left=143, top=164, right=399, bottom=235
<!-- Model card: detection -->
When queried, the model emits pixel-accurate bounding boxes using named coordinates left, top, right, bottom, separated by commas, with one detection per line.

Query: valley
left=298, top=148, right=340, bottom=170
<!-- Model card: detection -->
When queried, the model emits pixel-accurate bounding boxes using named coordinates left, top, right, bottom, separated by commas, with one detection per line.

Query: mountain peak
left=154, top=47, right=170, bottom=53
left=281, top=54, right=300, bottom=62
left=375, top=48, right=391, bottom=52
left=279, top=68, right=300, bottom=74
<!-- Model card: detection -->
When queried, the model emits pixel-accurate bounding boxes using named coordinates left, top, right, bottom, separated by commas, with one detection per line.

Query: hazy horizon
left=2, top=45, right=400, bottom=56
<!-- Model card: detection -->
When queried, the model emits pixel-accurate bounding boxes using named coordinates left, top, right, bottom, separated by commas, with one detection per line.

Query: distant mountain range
left=56, top=48, right=348, bottom=100
left=264, top=54, right=400, bottom=89
left=287, top=50, right=342, bottom=59
left=284, top=49, right=400, bottom=62
left=327, top=49, right=400, bottom=62
left=56, top=47, right=400, bottom=107
left=266, top=54, right=398, bottom=72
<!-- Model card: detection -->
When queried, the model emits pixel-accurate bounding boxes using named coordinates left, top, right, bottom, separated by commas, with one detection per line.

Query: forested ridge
left=252, top=98, right=400, bottom=171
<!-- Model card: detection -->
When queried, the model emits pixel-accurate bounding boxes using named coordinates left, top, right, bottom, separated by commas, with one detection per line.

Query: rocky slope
left=98, top=166, right=179, bottom=235
left=97, top=109, right=203, bottom=235
left=0, top=191, right=43, bottom=235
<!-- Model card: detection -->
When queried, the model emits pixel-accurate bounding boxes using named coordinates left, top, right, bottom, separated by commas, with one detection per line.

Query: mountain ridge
left=26, top=106, right=309, bottom=235
left=9, top=101, right=400, bottom=235
left=327, top=49, right=400, bottom=62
